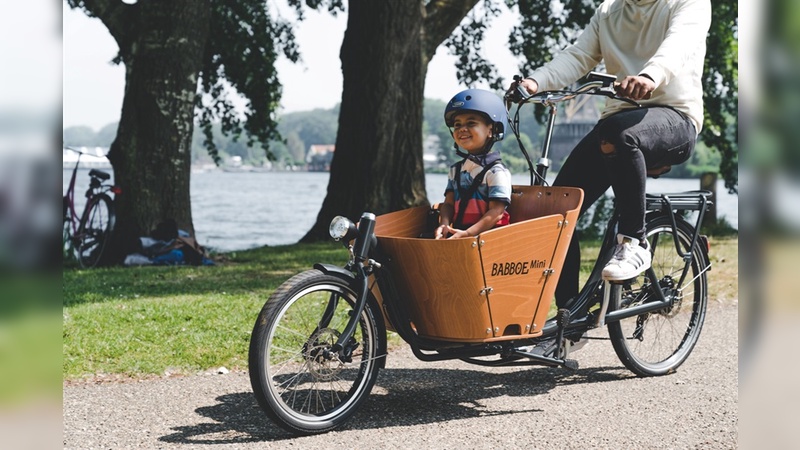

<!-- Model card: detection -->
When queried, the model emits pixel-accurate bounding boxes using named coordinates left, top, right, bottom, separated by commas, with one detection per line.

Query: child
left=435, top=89, right=512, bottom=239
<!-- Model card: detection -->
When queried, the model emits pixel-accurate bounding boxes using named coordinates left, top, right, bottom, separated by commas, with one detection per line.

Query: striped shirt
left=445, top=159, right=512, bottom=229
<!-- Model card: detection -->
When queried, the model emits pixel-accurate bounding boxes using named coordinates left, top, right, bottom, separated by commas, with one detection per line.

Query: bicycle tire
left=248, top=269, right=386, bottom=435
left=76, top=193, right=115, bottom=268
left=63, top=219, right=75, bottom=263
left=607, top=215, right=709, bottom=376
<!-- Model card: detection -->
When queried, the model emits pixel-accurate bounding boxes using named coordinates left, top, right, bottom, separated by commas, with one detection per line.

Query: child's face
left=451, top=113, right=493, bottom=154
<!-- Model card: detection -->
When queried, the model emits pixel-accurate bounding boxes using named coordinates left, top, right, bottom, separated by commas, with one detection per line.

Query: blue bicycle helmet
left=444, top=89, right=508, bottom=142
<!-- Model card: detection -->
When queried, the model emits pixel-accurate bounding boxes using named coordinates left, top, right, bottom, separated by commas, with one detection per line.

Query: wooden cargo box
left=373, top=185, right=583, bottom=343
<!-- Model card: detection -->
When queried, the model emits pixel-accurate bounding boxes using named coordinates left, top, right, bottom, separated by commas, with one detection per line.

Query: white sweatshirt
left=528, top=0, right=711, bottom=134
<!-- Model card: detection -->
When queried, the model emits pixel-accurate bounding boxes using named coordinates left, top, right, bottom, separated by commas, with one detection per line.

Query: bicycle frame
left=504, top=74, right=713, bottom=331
left=561, top=191, right=713, bottom=334
left=63, top=148, right=119, bottom=265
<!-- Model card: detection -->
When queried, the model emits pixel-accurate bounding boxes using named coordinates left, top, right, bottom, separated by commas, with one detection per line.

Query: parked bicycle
left=247, top=73, right=713, bottom=435
left=63, top=147, right=119, bottom=268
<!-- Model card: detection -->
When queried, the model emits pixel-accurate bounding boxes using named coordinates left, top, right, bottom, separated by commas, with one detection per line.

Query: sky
left=62, top=3, right=521, bottom=131
left=1, top=2, right=60, bottom=118
left=0, top=2, right=60, bottom=155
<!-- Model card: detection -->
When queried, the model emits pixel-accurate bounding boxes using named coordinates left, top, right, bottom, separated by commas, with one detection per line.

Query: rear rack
left=645, top=190, right=713, bottom=212
left=644, top=190, right=713, bottom=269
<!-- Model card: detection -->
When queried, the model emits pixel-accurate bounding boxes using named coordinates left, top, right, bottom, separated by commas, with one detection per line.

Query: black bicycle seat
left=89, top=169, right=111, bottom=181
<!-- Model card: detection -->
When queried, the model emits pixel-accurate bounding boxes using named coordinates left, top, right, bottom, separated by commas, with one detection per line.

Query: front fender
left=313, top=263, right=355, bottom=283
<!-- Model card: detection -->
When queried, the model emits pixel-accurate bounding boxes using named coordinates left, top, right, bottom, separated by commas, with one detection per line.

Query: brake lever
left=595, top=85, right=645, bottom=107
left=506, top=75, right=533, bottom=105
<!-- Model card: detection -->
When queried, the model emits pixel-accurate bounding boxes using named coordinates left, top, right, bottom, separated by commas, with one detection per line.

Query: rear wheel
left=608, top=216, right=709, bottom=376
left=76, top=193, right=115, bottom=268
left=249, top=270, right=386, bottom=435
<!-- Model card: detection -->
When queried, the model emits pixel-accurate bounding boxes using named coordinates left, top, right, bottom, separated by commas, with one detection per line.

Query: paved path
left=64, top=303, right=737, bottom=449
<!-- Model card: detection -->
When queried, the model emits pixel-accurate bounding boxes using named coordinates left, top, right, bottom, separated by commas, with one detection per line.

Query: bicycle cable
left=507, top=101, right=548, bottom=187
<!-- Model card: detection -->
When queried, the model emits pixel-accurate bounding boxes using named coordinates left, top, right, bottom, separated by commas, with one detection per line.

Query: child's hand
left=434, top=224, right=449, bottom=240
left=444, top=225, right=473, bottom=240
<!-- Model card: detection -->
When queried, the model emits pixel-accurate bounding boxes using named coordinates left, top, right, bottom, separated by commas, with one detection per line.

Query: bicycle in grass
left=63, top=147, right=120, bottom=268
left=247, top=72, right=713, bottom=434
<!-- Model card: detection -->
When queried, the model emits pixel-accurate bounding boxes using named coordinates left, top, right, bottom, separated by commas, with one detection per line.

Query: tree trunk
left=301, top=0, right=427, bottom=242
left=103, top=2, right=211, bottom=260
left=302, top=0, right=427, bottom=242
left=302, top=0, right=476, bottom=242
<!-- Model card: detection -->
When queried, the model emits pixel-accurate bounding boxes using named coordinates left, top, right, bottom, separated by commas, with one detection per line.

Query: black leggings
left=552, top=106, right=697, bottom=307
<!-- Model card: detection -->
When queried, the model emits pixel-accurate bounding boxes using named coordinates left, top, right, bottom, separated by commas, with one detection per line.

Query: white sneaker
left=602, top=234, right=651, bottom=281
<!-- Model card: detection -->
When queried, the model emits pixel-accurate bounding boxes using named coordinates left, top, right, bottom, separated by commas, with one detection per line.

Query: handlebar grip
left=511, top=75, right=533, bottom=101
left=505, top=75, right=531, bottom=104
left=613, top=82, right=652, bottom=100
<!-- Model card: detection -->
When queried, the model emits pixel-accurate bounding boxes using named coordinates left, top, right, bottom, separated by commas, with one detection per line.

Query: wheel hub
left=659, top=276, right=683, bottom=317
left=304, top=328, right=345, bottom=381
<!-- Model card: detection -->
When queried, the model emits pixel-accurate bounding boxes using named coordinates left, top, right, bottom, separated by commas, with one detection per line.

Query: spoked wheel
left=248, top=269, right=386, bottom=435
left=76, top=193, right=115, bottom=268
left=607, top=216, right=709, bottom=376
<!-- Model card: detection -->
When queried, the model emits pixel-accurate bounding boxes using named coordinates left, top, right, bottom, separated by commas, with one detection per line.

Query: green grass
left=63, top=242, right=346, bottom=379
left=1, top=274, right=62, bottom=405
left=63, top=236, right=738, bottom=380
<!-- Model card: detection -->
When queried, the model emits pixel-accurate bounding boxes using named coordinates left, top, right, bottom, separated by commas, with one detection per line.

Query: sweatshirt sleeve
left=527, top=8, right=603, bottom=91
left=639, top=0, right=711, bottom=87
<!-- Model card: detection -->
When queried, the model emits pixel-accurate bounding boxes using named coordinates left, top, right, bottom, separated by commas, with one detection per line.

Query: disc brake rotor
left=304, top=328, right=345, bottom=381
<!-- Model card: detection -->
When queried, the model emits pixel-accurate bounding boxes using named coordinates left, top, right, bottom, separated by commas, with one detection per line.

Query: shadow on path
left=159, top=364, right=630, bottom=444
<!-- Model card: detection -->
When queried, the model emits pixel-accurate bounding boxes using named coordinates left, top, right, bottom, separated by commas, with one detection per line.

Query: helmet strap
left=453, top=142, right=500, bottom=167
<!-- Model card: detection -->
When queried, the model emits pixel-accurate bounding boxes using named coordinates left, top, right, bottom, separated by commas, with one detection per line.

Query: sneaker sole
left=601, top=265, right=650, bottom=281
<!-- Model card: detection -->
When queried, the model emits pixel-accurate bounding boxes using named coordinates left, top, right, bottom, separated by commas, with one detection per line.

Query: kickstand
left=554, top=308, right=571, bottom=359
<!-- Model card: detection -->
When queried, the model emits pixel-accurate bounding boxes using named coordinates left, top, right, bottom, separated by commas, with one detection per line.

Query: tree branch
left=423, top=0, right=480, bottom=57
left=70, top=0, right=134, bottom=52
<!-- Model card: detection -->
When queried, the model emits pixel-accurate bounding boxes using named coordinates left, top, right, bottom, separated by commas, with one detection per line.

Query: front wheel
left=76, top=193, right=115, bottom=268
left=248, top=269, right=386, bottom=435
left=607, top=216, right=709, bottom=376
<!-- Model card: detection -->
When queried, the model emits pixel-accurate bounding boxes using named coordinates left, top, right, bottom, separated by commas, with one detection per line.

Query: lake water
left=65, top=170, right=738, bottom=252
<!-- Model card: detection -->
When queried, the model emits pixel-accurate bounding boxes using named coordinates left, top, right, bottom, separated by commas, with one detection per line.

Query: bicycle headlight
left=329, top=216, right=357, bottom=241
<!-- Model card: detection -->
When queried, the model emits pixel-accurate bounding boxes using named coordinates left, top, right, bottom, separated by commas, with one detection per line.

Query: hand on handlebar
left=505, top=76, right=539, bottom=105
left=614, top=75, right=654, bottom=100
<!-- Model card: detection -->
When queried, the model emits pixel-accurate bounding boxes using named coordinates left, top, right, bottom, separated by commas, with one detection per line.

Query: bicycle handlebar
left=505, top=72, right=644, bottom=108
left=503, top=72, right=648, bottom=186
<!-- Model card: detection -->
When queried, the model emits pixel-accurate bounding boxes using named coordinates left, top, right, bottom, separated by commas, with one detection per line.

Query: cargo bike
left=248, top=73, right=713, bottom=434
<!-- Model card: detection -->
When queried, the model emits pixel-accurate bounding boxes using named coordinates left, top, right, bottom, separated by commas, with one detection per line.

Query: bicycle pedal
left=563, top=359, right=579, bottom=370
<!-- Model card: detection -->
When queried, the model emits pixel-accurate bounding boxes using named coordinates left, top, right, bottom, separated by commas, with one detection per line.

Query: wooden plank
left=374, top=206, right=430, bottom=238
left=478, top=215, right=563, bottom=338
left=531, top=189, right=583, bottom=332
left=377, top=236, right=492, bottom=341
left=508, top=185, right=583, bottom=223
